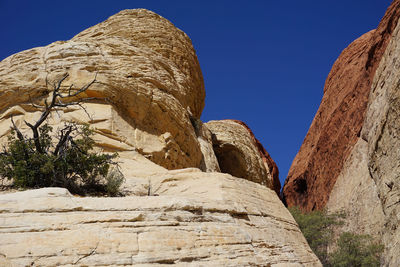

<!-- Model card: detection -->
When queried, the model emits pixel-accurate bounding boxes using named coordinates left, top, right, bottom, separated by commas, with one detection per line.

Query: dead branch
left=53, top=125, right=74, bottom=156
left=11, top=73, right=99, bottom=154
left=10, top=116, right=24, bottom=142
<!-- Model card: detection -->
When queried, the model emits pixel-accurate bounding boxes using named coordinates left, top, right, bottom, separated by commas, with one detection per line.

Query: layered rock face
left=0, top=160, right=320, bottom=266
left=0, top=9, right=204, bottom=170
left=284, top=1, right=400, bottom=265
left=0, top=9, right=320, bottom=266
left=283, top=0, right=400, bottom=211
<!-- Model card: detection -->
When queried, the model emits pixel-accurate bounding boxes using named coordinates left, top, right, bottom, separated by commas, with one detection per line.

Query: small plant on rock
left=0, top=74, right=124, bottom=196
left=289, top=206, right=344, bottom=265
left=329, top=232, right=383, bottom=267
left=289, top=206, right=384, bottom=267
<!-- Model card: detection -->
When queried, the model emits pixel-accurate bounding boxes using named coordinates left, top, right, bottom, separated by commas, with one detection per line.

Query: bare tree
left=1, top=73, right=123, bottom=195
left=11, top=73, right=98, bottom=156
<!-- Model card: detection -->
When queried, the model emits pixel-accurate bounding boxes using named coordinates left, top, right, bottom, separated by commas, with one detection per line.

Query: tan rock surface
left=206, top=120, right=280, bottom=194
left=0, top=169, right=320, bottom=266
left=326, top=139, right=384, bottom=241
left=194, top=119, right=221, bottom=173
left=360, top=16, right=400, bottom=266
left=0, top=8, right=316, bottom=266
left=0, top=9, right=205, bottom=170
left=283, top=2, right=400, bottom=264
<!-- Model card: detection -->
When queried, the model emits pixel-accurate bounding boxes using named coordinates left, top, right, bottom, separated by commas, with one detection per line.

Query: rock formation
left=0, top=9, right=320, bottom=266
left=0, top=158, right=320, bottom=266
left=283, top=0, right=400, bottom=211
left=360, top=18, right=400, bottom=265
left=283, top=1, right=400, bottom=265
left=206, top=120, right=280, bottom=195
left=0, top=9, right=205, bottom=171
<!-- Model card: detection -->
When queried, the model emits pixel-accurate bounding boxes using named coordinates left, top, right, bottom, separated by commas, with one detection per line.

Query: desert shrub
left=0, top=74, right=124, bottom=196
left=329, top=232, right=383, bottom=267
left=105, top=167, right=125, bottom=196
left=289, top=207, right=383, bottom=267
left=289, top=206, right=343, bottom=265
left=0, top=124, right=123, bottom=196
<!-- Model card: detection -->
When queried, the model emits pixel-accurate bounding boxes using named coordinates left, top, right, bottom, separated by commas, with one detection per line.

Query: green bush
left=330, top=232, right=383, bottom=267
left=289, top=206, right=343, bottom=265
left=0, top=74, right=124, bottom=196
left=0, top=124, right=124, bottom=196
left=289, top=207, right=383, bottom=267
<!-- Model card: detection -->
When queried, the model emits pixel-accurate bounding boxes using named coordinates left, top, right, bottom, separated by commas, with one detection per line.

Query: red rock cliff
left=283, top=0, right=400, bottom=211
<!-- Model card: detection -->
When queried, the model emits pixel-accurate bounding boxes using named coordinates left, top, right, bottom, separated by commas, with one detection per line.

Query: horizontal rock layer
left=0, top=164, right=320, bottom=266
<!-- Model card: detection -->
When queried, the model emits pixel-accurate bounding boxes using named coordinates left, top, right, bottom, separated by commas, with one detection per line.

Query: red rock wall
left=228, top=120, right=281, bottom=195
left=282, top=0, right=400, bottom=211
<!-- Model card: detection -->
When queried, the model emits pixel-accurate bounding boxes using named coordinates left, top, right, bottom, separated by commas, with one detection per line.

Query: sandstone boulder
left=0, top=9, right=205, bottom=170
left=206, top=120, right=280, bottom=194
left=0, top=8, right=315, bottom=266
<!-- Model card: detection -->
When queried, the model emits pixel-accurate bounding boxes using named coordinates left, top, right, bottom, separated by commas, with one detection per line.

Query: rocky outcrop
left=194, top=119, right=221, bottom=173
left=325, top=139, right=385, bottom=242
left=283, top=1, right=400, bottom=265
left=0, top=154, right=320, bottom=266
left=327, top=17, right=400, bottom=264
left=206, top=120, right=280, bottom=195
left=0, top=9, right=204, bottom=170
left=283, top=0, right=400, bottom=211
left=360, top=16, right=400, bottom=265
left=0, top=8, right=317, bottom=266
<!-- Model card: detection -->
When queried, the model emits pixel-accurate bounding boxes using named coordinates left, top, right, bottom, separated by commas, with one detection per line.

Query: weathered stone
left=360, top=15, right=400, bottom=265
left=283, top=0, right=400, bottom=211
left=326, top=139, right=384, bottom=242
left=206, top=120, right=280, bottom=194
left=194, top=119, right=221, bottom=172
left=0, top=169, right=320, bottom=266
left=0, top=9, right=204, bottom=170
left=283, top=1, right=400, bottom=265
left=0, top=8, right=314, bottom=266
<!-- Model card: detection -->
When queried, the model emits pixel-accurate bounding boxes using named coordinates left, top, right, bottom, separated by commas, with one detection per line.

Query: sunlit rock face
left=0, top=168, right=320, bottom=266
left=284, top=1, right=400, bottom=265
left=360, top=16, right=400, bottom=265
left=0, top=9, right=320, bottom=266
left=283, top=0, right=400, bottom=211
left=206, top=119, right=280, bottom=195
left=0, top=9, right=204, bottom=170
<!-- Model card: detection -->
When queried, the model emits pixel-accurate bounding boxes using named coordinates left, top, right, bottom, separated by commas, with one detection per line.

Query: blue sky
left=0, top=0, right=392, bottom=187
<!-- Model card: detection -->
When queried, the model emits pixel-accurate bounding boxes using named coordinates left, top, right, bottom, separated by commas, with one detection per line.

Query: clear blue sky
left=0, top=0, right=392, bottom=187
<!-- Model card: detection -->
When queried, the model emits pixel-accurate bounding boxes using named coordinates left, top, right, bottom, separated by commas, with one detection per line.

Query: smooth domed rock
left=0, top=8, right=319, bottom=266
left=0, top=9, right=204, bottom=170
left=206, top=120, right=280, bottom=194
